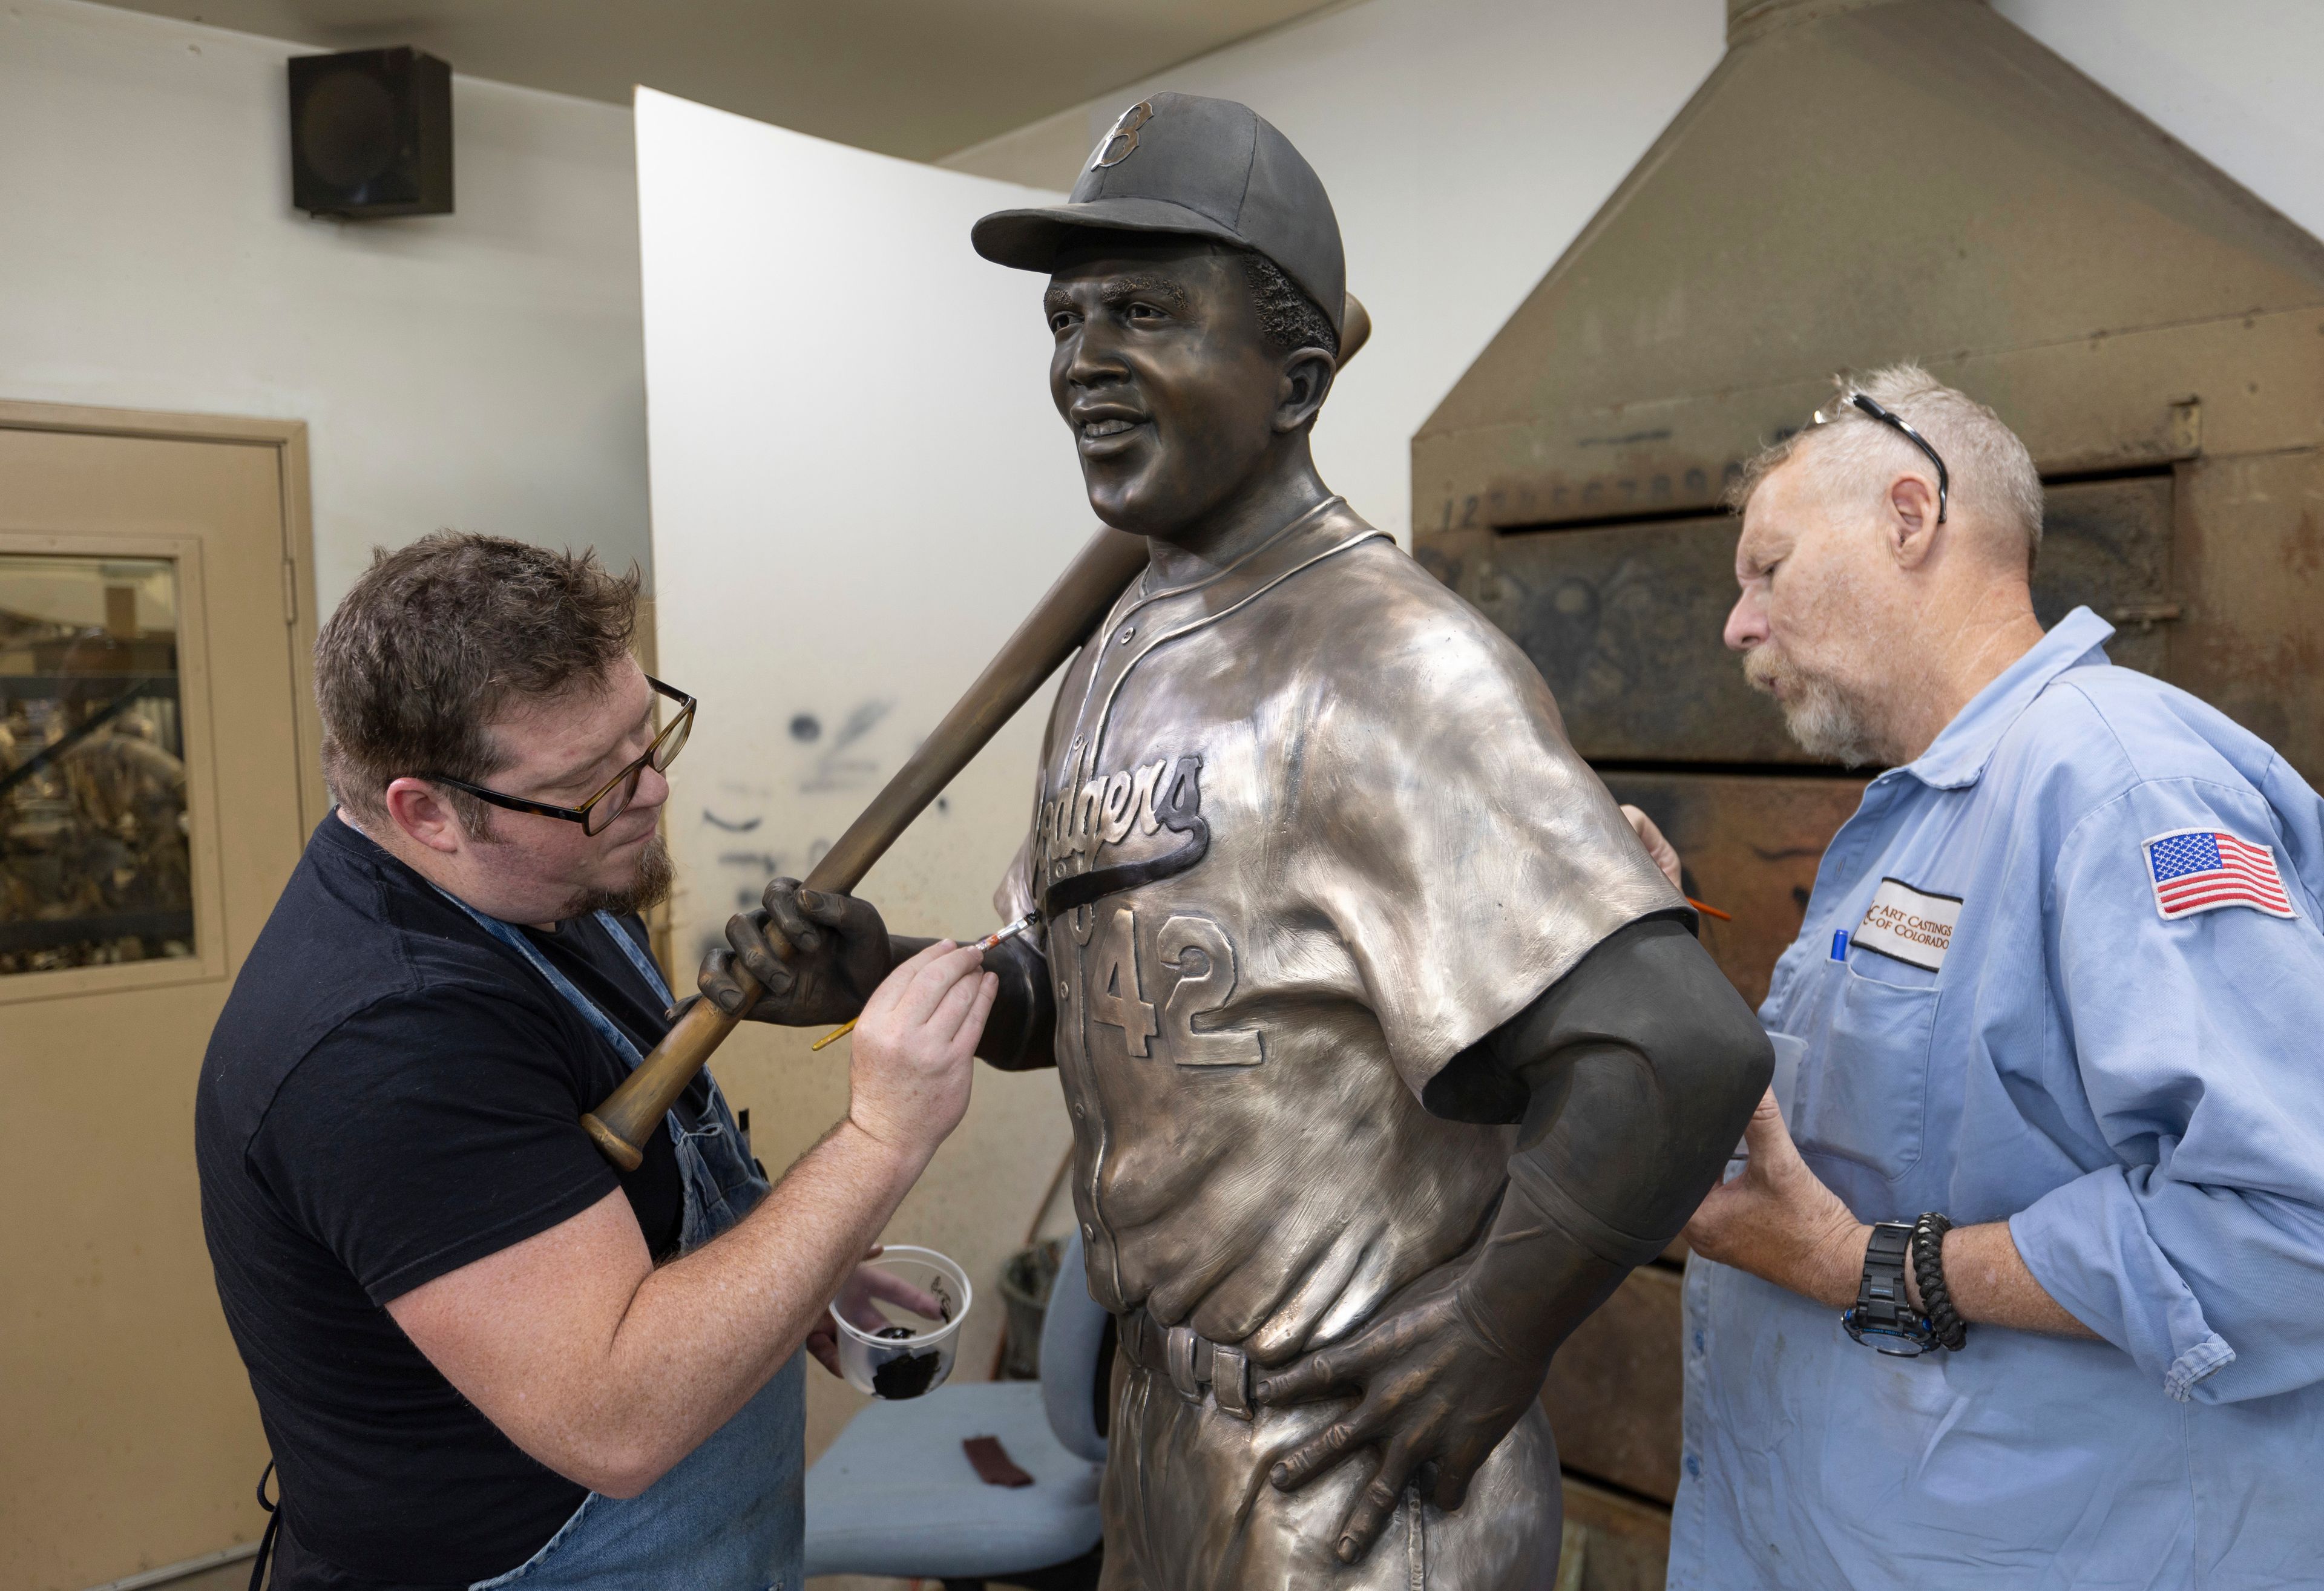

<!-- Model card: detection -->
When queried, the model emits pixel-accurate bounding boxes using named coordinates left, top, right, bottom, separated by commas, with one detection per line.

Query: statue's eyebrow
left=1101, top=275, right=1188, bottom=310
left=1043, top=275, right=1190, bottom=317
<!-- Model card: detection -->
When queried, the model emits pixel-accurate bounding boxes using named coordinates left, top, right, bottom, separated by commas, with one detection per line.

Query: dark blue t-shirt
left=195, top=814, right=712, bottom=1588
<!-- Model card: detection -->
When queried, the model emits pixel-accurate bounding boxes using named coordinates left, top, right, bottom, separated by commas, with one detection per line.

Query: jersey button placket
left=1077, top=946, right=1120, bottom=1280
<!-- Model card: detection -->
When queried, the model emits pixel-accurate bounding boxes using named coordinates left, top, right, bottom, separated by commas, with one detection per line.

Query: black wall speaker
left=289, top=47, right=453, bottom=218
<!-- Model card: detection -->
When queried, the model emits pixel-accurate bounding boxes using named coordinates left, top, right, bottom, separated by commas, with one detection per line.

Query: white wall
left=1996, top=0, right=2324, bottom=246
left=0, top=0, right=651, bottom=612
left=944, top=0, right=2324, bottom=549
left=635, top=87, right=1089, bottom=1460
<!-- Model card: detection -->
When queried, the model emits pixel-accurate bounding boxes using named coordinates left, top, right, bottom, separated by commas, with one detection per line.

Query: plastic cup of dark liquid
left=830, top=1245, right=973, bottom=1400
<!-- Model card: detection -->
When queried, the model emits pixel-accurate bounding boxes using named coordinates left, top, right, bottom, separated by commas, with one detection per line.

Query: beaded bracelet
left=1911, top=1211, right=1968, bottom=1351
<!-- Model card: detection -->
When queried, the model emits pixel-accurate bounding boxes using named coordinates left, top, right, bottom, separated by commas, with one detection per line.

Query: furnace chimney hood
left=1416, top=0, right=2324, bottom=776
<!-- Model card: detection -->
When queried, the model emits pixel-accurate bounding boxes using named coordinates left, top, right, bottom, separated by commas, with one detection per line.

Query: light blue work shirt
left=1669, top=608, right=2324, bottom=1591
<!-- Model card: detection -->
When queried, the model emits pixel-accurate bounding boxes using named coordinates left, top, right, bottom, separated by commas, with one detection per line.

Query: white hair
left=1732, top=364, right=2045, bottom=565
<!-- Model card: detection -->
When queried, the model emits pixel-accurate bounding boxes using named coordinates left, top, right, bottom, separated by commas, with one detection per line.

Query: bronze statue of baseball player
left=702, top=93, right=1770, bottom=1589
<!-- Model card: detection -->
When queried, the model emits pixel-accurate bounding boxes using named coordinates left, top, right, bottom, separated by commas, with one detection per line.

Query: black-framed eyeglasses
left=1811, top=392, right=1949, bottom=523
left=423, top=676, right=695, bottom=836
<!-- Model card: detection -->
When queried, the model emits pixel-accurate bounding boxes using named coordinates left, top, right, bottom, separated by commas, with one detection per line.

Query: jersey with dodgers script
left=998, top=498, right=1684, bottom=1363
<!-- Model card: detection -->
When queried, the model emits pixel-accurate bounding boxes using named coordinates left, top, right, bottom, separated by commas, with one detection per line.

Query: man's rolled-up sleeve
left=2011, top=776, right=2324, bottom=1403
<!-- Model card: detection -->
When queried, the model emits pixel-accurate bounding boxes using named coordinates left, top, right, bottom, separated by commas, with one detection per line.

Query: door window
left=0, top=554, right=194, bottom=976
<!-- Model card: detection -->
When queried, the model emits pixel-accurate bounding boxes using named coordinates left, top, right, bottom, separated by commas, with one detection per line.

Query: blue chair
left=804, top=1231, right=1109, bottom=1586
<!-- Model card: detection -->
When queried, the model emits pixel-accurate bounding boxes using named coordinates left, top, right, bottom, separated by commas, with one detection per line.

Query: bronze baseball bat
left=581, top=293, right=1371, bottom=1170
left=579, top=524, right=1144, bottom=1169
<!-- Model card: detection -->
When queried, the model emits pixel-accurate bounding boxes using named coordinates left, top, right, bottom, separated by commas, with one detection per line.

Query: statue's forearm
left=872, top=933, right=1052, bottom=1068
left=971, top=934, right=1057, bottom=1070
left=1456, top=917, right=1772, bottom=1359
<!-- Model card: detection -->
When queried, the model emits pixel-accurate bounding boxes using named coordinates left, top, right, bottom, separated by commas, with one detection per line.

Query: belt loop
left=1166, top=1325, right=1203, bottom=1402
left=1213, top=1343, right=1254, bottom=1420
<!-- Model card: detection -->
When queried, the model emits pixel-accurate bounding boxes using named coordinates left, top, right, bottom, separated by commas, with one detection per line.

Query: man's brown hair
left=316, top=533, right=640, bottom=831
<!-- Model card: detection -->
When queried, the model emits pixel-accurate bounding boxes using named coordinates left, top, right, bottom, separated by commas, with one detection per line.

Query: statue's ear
left=1273, top=292, right=1362, bottom=435
left=1275, top=346, right=1337, bottom=435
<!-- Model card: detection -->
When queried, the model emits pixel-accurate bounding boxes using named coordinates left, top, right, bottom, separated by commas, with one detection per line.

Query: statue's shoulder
left=1213, top=500, right=1565, bottom=741
left=1301, top=512, right=1550, bottom=700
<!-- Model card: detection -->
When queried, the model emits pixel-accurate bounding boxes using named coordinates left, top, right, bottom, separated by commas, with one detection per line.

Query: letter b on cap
left=1089, top=101, right=1154, bottom=171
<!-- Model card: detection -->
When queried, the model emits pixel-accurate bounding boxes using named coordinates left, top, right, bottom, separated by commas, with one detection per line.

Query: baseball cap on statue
left=971, top=92, right=1345, bottom=336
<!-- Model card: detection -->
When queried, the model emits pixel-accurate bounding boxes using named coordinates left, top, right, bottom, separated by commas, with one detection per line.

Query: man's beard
left=1744, top=645, right=1886, bottom=767
left=562, top=833, right=675, bottom=919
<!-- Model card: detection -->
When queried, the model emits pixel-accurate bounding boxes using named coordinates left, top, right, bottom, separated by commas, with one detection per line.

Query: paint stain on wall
left=802, top=700, right=891, bottom=793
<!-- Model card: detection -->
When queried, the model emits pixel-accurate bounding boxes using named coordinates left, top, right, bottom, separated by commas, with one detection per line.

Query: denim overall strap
left=592, top=910, right=674, bottom=1008
left=424, top=890, right=802, bottom=1590
left=431, top=891, right=657, bottom=1069
left=588, top=911, right=770, bottom=1245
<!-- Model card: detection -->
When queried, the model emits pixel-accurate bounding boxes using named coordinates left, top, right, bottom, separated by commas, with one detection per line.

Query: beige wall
left=0, top=0, right=652, bottom=612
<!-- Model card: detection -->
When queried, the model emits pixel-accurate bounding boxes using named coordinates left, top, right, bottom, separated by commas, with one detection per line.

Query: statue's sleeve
left=993, top=835, right=1037, bottom=925
left=994, top=665, right=1076, bottom=927
left=1290, top=599, right=1687, bottom=1100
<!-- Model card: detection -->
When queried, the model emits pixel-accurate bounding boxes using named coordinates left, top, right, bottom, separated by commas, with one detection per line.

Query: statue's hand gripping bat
left=579, top=525, right=1144, bottom=1168
left=581, top=294, right=1370, bottom=1170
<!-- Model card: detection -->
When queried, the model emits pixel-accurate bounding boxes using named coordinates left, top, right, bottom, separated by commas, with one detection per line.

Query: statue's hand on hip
left=1253, top=1264, right=1546, bottom=1567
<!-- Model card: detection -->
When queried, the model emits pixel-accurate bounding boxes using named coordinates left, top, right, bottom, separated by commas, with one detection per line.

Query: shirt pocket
left=1791, top=960, right=1940, bottom=1182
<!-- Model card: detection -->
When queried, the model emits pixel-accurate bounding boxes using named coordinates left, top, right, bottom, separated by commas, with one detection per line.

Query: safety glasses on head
left=1809, top=392, right=1950, bottom=525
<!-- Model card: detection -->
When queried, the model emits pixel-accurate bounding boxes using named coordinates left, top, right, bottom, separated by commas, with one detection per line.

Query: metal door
left=0, top=402, right=320, bottom=1591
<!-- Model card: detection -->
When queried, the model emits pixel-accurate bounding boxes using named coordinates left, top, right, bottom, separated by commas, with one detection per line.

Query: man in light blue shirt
left=1663, top=364, right=2324, bottom=1589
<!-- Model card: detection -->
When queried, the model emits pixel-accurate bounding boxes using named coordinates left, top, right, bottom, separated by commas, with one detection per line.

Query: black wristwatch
left=1842, top=1221, right=1941, bottom=1356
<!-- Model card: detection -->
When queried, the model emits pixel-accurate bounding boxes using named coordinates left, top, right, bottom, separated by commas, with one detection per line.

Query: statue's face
left=1044, top=234, right=1287, bottom=541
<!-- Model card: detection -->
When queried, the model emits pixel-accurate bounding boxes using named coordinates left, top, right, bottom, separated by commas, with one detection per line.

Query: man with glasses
left=196, top=533, right=999, bottom=1590
left=1644, top=366, right=2324, bottom=1587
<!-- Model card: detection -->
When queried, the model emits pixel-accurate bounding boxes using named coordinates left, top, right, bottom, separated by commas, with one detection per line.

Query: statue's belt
left=1117, top=1307, right=1256, bottom=1420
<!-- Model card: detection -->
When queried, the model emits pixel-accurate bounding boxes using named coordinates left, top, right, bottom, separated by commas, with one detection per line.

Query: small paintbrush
left=809, top=911, right=1040, bottom=1051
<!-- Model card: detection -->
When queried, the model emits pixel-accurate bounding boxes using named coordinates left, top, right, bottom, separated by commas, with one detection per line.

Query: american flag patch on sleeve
left=2143, top=828, right=2297, bottom=920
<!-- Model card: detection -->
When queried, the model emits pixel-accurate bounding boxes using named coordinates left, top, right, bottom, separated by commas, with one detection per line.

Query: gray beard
left=1745, top=649, right=1887, bottom=767
left=563, top=833, right=675, bottom=920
